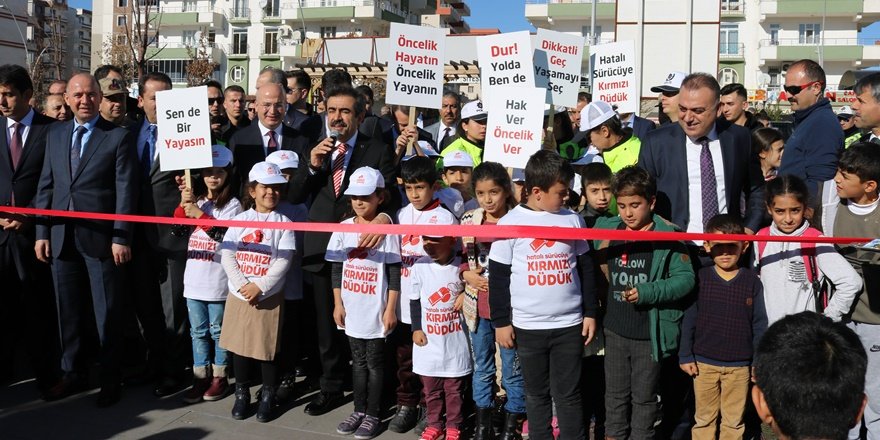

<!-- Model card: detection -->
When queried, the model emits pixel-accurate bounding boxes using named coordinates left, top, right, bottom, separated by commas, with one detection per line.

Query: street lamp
left=0, top=1, right=29, bottom=67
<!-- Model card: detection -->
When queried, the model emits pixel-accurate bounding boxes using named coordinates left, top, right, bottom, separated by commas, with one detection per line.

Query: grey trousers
left=604, top=329, right=662, bottom=440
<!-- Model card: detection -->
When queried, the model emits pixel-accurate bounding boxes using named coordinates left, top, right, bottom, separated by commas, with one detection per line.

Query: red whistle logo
left=242, top=230, right=264, bottom=244
left=530, top=239, right=556, bottom=252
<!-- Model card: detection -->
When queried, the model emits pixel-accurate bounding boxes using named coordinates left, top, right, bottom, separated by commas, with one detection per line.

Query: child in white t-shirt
left=325, top=167, right=402, bottom=440
left=388, top=156, right=458, bottom=433
left=410, top=234, right=472, bottom=440
left=265, top=150, right=310, bottom=403
left=219, top=162, right=296, bottom=423
left=488, top=150, right=599, bottom=440
left=176, top=145, right=243, bottom=404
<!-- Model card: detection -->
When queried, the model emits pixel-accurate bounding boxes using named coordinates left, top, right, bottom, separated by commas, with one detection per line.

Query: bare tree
left=185, top=29, right=219, bottom=86
left=101, top=0, right=165, bottom=81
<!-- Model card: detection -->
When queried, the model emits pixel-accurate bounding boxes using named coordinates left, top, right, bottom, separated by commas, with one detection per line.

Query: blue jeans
left=469, top=317, right=526, bottom=414
left=187, top=299, right=228, bottom=368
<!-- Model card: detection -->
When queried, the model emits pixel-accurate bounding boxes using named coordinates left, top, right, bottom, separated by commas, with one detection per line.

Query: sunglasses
left=783, top=81, right=823, bottom=96
left=208, top=97, right=225, bottom=105
left=247, top=107, right=256, bottom=113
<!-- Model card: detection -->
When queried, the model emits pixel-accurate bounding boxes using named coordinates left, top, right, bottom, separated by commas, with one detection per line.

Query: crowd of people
left=0, top=56, right=877, bottom=440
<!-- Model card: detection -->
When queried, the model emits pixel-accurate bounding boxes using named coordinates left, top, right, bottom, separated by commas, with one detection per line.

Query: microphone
left=323, top=129, right=341, bottom=170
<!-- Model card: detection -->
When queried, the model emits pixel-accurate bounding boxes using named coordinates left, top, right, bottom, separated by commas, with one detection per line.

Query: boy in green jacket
left=593, top=166, right=695, bottom=440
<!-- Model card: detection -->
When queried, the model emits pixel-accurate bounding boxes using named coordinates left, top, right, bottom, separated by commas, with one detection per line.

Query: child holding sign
left=410, top=234, right=471, bottom=440
left=325, top=167, right=402, bottom=440
left=219, top=162, right=296, bottom=423
left=176, top=145, right=243, bottom=404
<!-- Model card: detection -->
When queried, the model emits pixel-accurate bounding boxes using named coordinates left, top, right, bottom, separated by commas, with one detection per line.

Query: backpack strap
left=800, top=227, right=823, bottom=282
left=756, top=227, right=771, bottom=261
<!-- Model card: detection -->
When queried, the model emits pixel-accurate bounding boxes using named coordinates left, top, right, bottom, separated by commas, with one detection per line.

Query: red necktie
left=332, top=142, right=348, bottom=197
left=9, top=122, right=22, bottom=170
left=267, top=130, right=278, bottom=154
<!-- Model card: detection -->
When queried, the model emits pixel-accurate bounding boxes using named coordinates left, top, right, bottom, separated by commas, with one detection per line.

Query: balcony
left=146, top=42, right=223, bottom=60
left=158, top=5, right=223, bottom=26
left=760, top=0, right=862, bottom=18
left=227, top=8, right=250, bottom=23
left=720, top=1, right=745, bottom=19
left=759, top=38, right=866, bottom=64
left=719, top=42, right=745, bottom=60
left=279, top=40, right=301, bottom=57
left=525, top=0, right=615, bottom=21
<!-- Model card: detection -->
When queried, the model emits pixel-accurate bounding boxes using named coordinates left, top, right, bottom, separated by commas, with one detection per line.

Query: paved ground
left=0, top=378, right=421, bottom=440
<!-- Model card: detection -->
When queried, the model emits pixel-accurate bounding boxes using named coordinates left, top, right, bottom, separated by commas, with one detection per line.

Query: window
left=116, top=15, right=126, bottom=27
left=230, top=65, right=245, bottom=83
left=718, top=68, right=738, bottom=86
left=182, top=0, right=197, bottom=11
left=721, top=0, right=741, bottom=12
left=769, top=24, right=780, bottom=45
left=146, top=59, right=190, bottom=83
left=117, top=0, right=127, bottom=7
left=232, top=29, right=248, bottom=54
left=182, top=30, right=196, bottom=46
left=719, top=24, right=739, bottom=55
left=581, top=25, right=602, bottom=44
left=207, top=30, right=215, bottom=44
left=264, top=28, right=279, bottom=54
left=320, top=26, right=336, bottom=38
left=264, top=0, right=279, bottom=17
left=233, top=0, right=248, bottom=17
left=115, top=35, right=127, bottom=46
left=799, top=23, right=821, bottom=45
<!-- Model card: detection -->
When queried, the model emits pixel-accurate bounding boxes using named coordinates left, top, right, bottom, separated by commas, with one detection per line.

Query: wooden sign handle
left=184, top=169, right=192, bottom=190
left=405, top=106, right=417, bottom=157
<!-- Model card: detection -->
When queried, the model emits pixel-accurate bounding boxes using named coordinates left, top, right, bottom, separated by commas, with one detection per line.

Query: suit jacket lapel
left=718, top=127, right=736, bottom=204
left=18, top=117, right=48, bottom=172
left=74, top=126, right=106, bottom=181
left=673, top=126, right=689, bottom=206
left=0, top=116, right=11, bottom=174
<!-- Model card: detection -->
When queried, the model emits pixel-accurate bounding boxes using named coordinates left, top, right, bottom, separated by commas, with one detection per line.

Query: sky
left=67, top=0, right=880, bottom=39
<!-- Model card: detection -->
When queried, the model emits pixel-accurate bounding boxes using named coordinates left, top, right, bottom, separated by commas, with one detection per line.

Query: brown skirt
left=219, top=293, right=284, bottom=361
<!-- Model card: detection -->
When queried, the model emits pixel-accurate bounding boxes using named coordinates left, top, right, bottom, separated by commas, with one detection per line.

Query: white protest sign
left=156, top=86, right=212, bottom=172
left=590, top=41, right=639, bottom=114
left=534, top=28, right=585, bottom=107
left=476, top=31, right=534, bottom=103
left=483, top=86, right=545, bottom=169
left=386, top=23, right=446, bottom=108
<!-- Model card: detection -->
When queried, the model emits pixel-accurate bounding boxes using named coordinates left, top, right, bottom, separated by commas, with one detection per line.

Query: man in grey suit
left=34, top=73, right=138, bottom=407
left=424, top=90, right=461, bottom=150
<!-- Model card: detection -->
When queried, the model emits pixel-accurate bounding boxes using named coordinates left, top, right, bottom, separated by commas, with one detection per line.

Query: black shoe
left=295, top=364, right=307, bottom=378
left=388, top=405, right=419, bottom=433
left=231, top=384, right=251, bottom=420
left=275, top=374, right=296, bottom=404
left=96, top=384, right=121, bottom=408
left=153, top=376, right=186, bottom=397
left=474, top=407, right=495, bottom=440
left=304, top=391, right=344, bottom=416
left=256, top=385, right=276, bottom=423
left=45, top=374, right=88, bottom=401
left=414, top=405, right=428, bottom=436
left=499, top=411, right=525, bottom=440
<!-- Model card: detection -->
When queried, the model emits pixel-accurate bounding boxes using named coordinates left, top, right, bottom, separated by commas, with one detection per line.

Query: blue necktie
left=71, top=125, right=86, bottom=177
left=142, top=124, right=156, bottom=178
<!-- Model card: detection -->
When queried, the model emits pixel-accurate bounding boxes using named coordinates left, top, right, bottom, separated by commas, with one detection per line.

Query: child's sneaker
left=353, top=415, right=381, bottom=439
left=445, top=427, right=461, bottom=440
left=337, top=411, right=365, bottom=435
left=419, top=426, right=445, bottom=440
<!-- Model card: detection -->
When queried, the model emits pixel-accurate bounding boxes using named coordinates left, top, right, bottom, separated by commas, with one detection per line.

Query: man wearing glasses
left=776, top=59, right=843, bottom=195
left=284, top=69, right=321, bottom=142
left=205, top=80, right=226, bottom=141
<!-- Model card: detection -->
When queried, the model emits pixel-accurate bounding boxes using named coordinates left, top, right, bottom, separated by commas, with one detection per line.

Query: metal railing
left=525, top=0, right=615, bottom=4
left=720, top=2, right=744, bottom=15
left=298, top=0, right=375, bottom=6
left=719, top=42, right=745, bottom=57
left=760, top=38, right=877, bottom=47
left=228, top=7, right=250, bottom=19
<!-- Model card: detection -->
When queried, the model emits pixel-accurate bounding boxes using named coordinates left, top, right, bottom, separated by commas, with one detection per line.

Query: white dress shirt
left=258, top=121, right=284, bottom=156
left=6, top=108, right=34, bottom=148
left=684, top=126, right=727, bottom=235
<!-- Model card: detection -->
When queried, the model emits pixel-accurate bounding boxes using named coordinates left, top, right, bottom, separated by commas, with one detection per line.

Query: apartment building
left=0, top=0, right=29, bottom=68
left=91, top=0, right=475, bottom=92
left=526, top=0, right=880, bottom=109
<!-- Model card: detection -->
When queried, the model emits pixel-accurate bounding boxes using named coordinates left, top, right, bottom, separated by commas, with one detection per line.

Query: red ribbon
left=1, top=206, right=871, bottom=244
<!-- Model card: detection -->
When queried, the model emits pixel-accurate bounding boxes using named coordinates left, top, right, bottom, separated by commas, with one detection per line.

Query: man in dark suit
left=620, top=112, right=657, bottom=140
left=128, top=72, right=192, bottom=397
left=423, top=90, right=461, bottom=150
left=219, top=85, right=250, bottom=145
left=0, top=64, right=59, bottom=396
left=229, top=82, right=309, bottom=192
left=34, top=73, right=138, bottom=407
left=639, top=73, right=763, bottom=238
left=288, top=85, right=399, bottom=416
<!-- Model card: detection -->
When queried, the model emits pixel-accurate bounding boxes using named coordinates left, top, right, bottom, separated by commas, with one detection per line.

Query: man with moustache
left=424, top=90, right=462, bottom=150
left=852, top=72, right=880, bottom=143
left=776, top=59, right=843, bottom=195
left=288, top=85, right=399, bottom=416
left=42, top=93, right=70, bottom=121
left=98, top=77, right=132, bottom=128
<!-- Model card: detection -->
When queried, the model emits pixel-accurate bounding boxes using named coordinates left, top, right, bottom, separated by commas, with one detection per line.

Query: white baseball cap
left=837, top=106, right=854, bottom=117
left=434, top=187, right=464, bottom=218
left=266, top=150, right=299, bottom=170
left=580, top=101, right=618, bottom=132
left=650, top=71, right=687, bottom=93
left=343, top=166, right=385, bottom=196
left=211, top=145, right=233, bottom=168
left=443, top=150, right=475, bottom=168
left=248, top=161, right=288, bottom=185
left=461, top=100, right=488, bottom=121
left=420, top=208, right=458, bottom=238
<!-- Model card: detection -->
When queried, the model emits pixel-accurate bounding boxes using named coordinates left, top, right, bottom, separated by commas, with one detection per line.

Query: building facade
left=91, top=0, right=480, bottom=92
left=526, top=0, right=880, bottom=111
